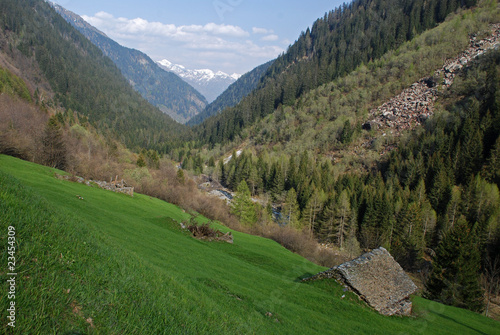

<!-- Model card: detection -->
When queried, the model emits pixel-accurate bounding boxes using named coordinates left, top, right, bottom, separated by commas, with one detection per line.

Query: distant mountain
left=0, top=0, right=188, bottom=151
left=51, top=3, right=207, bottom=124
left=157, top=59, right=240, bottom=103
left=187, top=60, right=273, bottom=126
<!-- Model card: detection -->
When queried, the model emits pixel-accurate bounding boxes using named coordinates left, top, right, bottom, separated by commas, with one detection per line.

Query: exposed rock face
left=365, top=24, right=500, bottom=139
left=303, top=247, right=418, bottom=316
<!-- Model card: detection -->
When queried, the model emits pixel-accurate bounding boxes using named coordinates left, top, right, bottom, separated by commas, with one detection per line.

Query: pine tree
left=176, top=168, right=185, bottom=185
left=218, top=159, right=226, bottom=185
left=302, top=188, right=324, bottom=238
left=231, top=180, right=257, bottom=225
left=208, top=156, right=216, bottom=167
left=464, top=175, right=500, bottom=237
left=424, top=216, right=484, bottom=312
left=317, top=195, right=336, bottom=242
left=483, top=137, right=500, bottom=186
left=283, top=188, right=301, bottom=229
left=335, top=190, right=351, bottom=250
left=136, top=153, right=147, bottom=167
left=269, top=161, right=284, bottom=198
left=42, top=116, right=67, bottom=170
left=340, top=119, right=354, bottom=144
left=344, top=213, right=361, bottom=259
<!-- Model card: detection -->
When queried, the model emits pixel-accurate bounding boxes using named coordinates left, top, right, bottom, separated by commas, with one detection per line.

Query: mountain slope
left=2, top=154, right=499, bottom=333
left=178, top=2, right=500, bottom=317
left=52, top=3, right=207, bottom=124
left=157, top=59, right=240, bottom=103
left=188, top=60, right=274, bottom=126
left=0, top=0, right=188, bottom=151
left=194, top=0, right=478, bottom=145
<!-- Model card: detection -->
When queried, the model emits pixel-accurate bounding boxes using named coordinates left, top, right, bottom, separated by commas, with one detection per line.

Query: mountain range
left=157, top=59, right=240, bottom=103
left=187, top=60, right=273, bottom=126
left=51, top=2, right=207, bottom=124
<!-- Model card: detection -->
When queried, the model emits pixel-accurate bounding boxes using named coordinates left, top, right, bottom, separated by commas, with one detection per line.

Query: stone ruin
left=56, top=174, right=134, bottom=197
left=186, top=222, right=234, bottom=244
left=303, top=247, right=418, bottom=316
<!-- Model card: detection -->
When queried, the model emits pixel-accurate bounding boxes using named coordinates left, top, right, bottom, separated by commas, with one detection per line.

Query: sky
left=50, top=0, right=343, bottom=75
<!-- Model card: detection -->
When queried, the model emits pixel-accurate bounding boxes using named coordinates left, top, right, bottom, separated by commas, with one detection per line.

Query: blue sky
left=51, top=0, right=343, bottom=74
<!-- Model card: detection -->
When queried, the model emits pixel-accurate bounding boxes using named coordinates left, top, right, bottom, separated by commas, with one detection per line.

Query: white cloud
left=81, top=12, right=283, bottom=73
left=252, top=27, right=273, bottom=34
left=82, top=12, right=248, bottom=39
left=261, top=34, right=279, bottom=42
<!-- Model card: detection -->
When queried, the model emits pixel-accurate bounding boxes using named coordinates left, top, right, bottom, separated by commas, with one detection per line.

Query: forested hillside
left=52, top=3, right=208, bottom=124
left=0, top=0, right=189, bottom=152
left=194, top=0, right=477, bottom=146
left=195, top=43, right=499, bottom=315
left=177, top=1, right=500, bottom=315
left=187, top=60, right=273, bottom=126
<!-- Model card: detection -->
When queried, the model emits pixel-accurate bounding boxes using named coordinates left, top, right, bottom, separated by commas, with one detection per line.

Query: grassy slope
left=0, top=154, right=499, bottom=334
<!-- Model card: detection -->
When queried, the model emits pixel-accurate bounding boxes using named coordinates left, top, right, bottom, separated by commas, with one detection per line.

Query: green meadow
left=1, top=154, right=498, bottom=334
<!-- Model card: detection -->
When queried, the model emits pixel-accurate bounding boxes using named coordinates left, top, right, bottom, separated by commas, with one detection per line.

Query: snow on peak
left=157, top=59, right=239, bottom=83
left=156, top=59, right=241, bottom=102
left=158, top=59, right=172, bottom=67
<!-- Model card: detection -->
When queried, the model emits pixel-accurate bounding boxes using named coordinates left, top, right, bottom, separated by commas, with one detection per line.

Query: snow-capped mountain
left=157, top=59, right=240, bottom=102
left=51, top=3, right=207, bottom=124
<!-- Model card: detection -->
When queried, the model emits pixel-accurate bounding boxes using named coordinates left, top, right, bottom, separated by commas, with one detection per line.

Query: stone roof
left=303, top=247, right=418, bottom=316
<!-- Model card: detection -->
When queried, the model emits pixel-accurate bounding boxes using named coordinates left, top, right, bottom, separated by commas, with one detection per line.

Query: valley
left=1, top=0, right=500, bottom=333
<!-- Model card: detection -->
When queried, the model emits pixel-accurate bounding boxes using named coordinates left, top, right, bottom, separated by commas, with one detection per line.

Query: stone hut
left=303, top=247, right=418, bottom=316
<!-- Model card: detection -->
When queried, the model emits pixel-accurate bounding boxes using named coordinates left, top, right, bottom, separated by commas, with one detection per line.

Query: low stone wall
left=56, top=174, right=134, bottom=197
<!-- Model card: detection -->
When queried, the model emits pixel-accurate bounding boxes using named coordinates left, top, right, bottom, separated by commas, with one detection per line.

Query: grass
left=1, top=154, right=499, bottom=334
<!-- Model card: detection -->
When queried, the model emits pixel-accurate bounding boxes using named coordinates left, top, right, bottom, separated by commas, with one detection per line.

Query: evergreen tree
left=421, top=200, right=437, bottom=246
left=176, top=169, right=185, bottom=185
left=425, top=216, right=484, bottom=312
left=283, top=188, right=301, bottom=229
left=335, top=190, right=351, bottom=250
left=302, top=188, right=324, bottom=238
left=208, top=156, right=216, bottom=168
left=218, top=159, right=226, bottom=185
left=442, top=186, right=462, bottom=237
left=231, top=181, right=257, bottom=225
left=483, top=136, right=500, bottom=186
left=345, top=213, right=361, bottom=259
left=269, top=161, right=285, bottom=198
left=340, top=119, right=354, bottom=144
left=317, top=195, right=336, bottom=242
left=42, top=116, right=67, bottom=170
left=137, top=153, right=146, bottom=167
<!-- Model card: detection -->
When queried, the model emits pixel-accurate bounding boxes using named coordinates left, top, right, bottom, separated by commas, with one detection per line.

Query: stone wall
left=57, top=174, right=134, bottom=197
